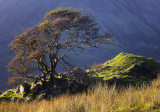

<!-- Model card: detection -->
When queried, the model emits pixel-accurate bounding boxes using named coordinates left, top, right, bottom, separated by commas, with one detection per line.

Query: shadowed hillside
left=0, top=0, right=160, bottom=90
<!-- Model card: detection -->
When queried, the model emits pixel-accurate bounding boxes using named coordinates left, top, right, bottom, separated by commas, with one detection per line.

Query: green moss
left=0, top=89, right=14, bottom=98
left=0, top=89, right=27, bottom=101
left=89, top=52, right=160, bottom=85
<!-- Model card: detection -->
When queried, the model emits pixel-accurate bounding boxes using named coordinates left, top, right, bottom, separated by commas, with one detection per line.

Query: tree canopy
left=8, top=8, right=113, bottom=85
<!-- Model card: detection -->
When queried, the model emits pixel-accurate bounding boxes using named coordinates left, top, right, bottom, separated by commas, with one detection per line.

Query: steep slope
left=0, top=0, right=160, bottom=90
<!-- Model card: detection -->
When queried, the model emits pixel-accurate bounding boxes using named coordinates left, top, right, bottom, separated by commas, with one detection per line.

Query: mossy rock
left=0, top=89, right=28, bottom=102
left=89, top=52, right=160, bottom=85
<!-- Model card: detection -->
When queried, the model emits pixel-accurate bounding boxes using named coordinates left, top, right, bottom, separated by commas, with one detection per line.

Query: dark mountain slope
left=0, top=0, right=160, bottom=90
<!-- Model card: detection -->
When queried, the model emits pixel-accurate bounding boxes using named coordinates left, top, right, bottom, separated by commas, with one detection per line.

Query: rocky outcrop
left=15, top=83, right=31, bottom=97
left=1, top=53, right=160, bottom=102
left=0, top=68, right=91, bottom=102
left=30, top=83, right=42, bottom=94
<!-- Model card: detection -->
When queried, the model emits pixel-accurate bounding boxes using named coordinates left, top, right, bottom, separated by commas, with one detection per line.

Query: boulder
left=15, top=83, right=31, bottom=97
left=0, top=90, right=15, bottom=101
left=3, top=91, right=9, bottom=96
left=30, top=83, right=42, bottom=94
left=15, top=86, right=20, bottom=93
left=19, top=83, right=30, bottom=93
left=19, top=85, right=25, bottom=94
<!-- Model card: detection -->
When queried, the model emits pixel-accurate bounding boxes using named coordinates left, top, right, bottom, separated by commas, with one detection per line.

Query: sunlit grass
left=88, top=52, right=160, bottom=83
left=0, top=77, right=160, bottom=112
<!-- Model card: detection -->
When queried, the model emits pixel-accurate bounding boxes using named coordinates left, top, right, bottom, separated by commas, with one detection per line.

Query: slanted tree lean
left=8, top=8, right=113, bottom=85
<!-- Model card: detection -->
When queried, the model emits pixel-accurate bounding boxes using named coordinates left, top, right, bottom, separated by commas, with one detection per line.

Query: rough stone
left=18, top=83, right=31, bottom=94
left=3, top=91, right=9, bottom=96
left=15, top=83, right=30, bottom=97
left=19, top=85, right=25, bottom=94
left=15, top=86, right=20, bottom=93
left=30, top=83, right=42, bottom=94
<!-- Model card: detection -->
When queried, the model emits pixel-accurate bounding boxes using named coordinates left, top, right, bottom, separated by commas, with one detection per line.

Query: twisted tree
left=8, top=8, right=113, bottom=85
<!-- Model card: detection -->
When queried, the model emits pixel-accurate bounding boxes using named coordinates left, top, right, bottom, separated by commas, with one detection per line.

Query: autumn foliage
left=8, top=8, right=113, bottom=85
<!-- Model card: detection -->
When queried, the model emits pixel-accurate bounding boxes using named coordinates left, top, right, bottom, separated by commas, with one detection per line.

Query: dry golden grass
left=0, top=78, right=160, bottom=112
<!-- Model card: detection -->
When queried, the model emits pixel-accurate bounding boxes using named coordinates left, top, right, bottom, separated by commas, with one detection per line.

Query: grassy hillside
left=0, top=53, right=160, bottom=111
left=0, top=77, right=160, bottom=112
left=89, top=52, right=160, bottom=85
left=1, top=52, right=160, bottom=102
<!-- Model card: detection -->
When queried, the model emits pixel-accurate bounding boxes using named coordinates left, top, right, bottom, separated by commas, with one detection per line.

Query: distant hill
left=0, top=0, right=160, bottom=90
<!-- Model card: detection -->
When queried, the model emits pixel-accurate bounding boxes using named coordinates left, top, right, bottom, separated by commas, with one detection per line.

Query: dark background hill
left=0, top=0, right=160, bottom=90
